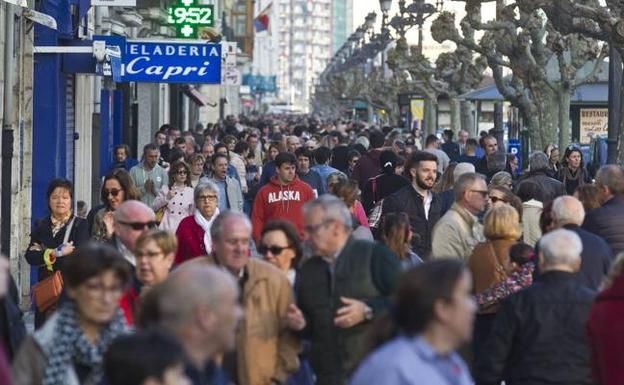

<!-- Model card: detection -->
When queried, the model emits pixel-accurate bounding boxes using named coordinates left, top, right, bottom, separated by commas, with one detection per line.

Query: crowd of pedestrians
left=2, top=116, right=624, bottom=384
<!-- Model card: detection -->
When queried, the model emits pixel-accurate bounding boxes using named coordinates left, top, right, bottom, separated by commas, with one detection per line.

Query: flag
left=254, top=3, right=272, bottom=33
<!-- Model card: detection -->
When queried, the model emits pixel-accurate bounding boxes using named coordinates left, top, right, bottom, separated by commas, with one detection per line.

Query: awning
left=183, top=85, right=217, bottom=107
left=461, top=82, right=608, bottom=104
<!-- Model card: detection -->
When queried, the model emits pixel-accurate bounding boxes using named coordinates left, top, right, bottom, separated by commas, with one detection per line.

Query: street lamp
left=391, top=0, right=444, bottom=55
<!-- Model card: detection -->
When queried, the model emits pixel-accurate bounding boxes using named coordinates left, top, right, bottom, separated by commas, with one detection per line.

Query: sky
left=352, top=0, right=496, bottom=59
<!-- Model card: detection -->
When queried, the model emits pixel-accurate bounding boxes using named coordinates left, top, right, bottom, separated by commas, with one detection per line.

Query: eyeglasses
left=470, top=189, right=489, bottom=197
left=198, top=194, right=218, bottom=201
left=104, top=188, right=121, bottom=197
left=304, top=219, right=333, bottom=234
left=83, top=282, right=123, bottom=299
left=177, top=170, right=188, bottom=175
left=258, top=244, right=291, bottom=256
left=489, top=196, right=507, bottom=204
left=118, top=220, right=159, bottom=231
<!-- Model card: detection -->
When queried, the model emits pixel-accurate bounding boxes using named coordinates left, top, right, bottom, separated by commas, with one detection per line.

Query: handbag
left=32, top=217, right=74, bottom=313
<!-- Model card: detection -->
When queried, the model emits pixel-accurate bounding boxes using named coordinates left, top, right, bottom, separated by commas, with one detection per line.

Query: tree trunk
left=449, top=97, right=461, bottom=133
left=530, top=85, right=558, bottom=151
left=557, top=87, right=571, bottom=150
left=460, top=100, right=474, bottom=134
left=425, top=97, right=437, bottom=135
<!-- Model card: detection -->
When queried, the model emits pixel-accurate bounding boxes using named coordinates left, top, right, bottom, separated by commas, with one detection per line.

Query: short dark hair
left=443, top=129, right=454, bottom=140
left=313, top=146, right=332, bottom=164
left=174, top=137, right=186, bottom=146
left=369, top=130, right=386, bottom=149
left=510, top=243, right=534, bottom=265
left=168, top=148, right=186, bottom=164
left=275, top=152, right=297, bottom=168
left=211, top=152, right=229, bottom=165
left=214, top=142, right=229, bottom=155
left=425, top=134, right=439, bottom=147
left=295, top=147, right=313, bottom=160
left=62, top=241, right=131, bottom=289
left=143, top=143, right=159, bottom=154
left=47, top=179, right=73, bottom=212
left=261, top=220, right=303, bottom=268
left=104, top=329, right=185, bottom=385
left=406, top=151, right=438, bottom=175
left=347, top=150, right=361, bottom=162
left=114, top=144, right=130, bottom=156
left=234, top=141, right=249, bottom=154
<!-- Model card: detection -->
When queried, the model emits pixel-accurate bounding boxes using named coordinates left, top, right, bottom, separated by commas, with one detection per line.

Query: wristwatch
left=364, top=305, right=374, bottom=321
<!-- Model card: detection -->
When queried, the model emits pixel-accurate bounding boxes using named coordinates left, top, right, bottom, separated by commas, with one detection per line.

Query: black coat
left=331, top=145, right=350, bottom=173
left=382, top=185, right=442, bottom=259
left=515, top=171, right=566, bottom=204
left=583, top=194, right=624, bottom=256
left=25, top=215, right=90, bottom=280
left=475, top=271, right=595, bottom=385
left=563, top=224, right=613, bottom=291
left=441, top=141, right=461, bottom=162
left=360, top=173, right=411, bottom=214
left=0, top=275, right=25, bottom=360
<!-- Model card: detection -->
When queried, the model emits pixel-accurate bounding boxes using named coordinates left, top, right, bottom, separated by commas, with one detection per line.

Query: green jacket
left=296, top=237, right=400, bottom=385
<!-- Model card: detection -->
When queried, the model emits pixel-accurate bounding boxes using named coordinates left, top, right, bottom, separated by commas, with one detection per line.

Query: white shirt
left=423, top=191, right=433, bottom=220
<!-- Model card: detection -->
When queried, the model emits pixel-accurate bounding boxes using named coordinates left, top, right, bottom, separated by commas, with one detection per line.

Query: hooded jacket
left=251, top=176, right=315, bottom=241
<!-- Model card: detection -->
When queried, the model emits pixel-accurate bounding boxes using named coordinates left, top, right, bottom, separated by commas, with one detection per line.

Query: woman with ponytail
left=351, top=260, right=476, bottom=385
left=360, top=150, right=411, bottom=216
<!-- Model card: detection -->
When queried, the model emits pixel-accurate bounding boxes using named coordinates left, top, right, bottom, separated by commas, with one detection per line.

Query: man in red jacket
left=252, top=152, right=315, bottom=242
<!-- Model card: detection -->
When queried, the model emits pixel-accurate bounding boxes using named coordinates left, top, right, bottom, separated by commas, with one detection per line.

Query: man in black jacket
left=475, top=229, right=595, bottom=385
left=552, top=196, right=613, bottom=290
left=515, top=151, right=565, bottom=204
left=583, top=164, right=624, bottom=255
left=382, top=151, right=442, bottom=259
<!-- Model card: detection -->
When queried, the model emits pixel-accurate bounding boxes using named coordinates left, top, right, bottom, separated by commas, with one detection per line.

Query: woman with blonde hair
left=468, top=204, right=522, bottom=358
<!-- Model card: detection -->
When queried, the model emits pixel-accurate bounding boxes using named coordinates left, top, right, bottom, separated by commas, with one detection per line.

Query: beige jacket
left=432, top=203, right=485, bottom=260
left=200, top=256, right=300, bottom=385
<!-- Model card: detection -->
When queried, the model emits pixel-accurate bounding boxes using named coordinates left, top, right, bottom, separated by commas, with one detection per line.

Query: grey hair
left=552, top=196, right=585, bottom=226
left=490, top=171, right=513, bottom=188
left=539, top=228, right=582, bottom=267
left=596, top=164, right=624, bottom=195
left=454, top=172, right=485, bottom=202
left=453, top=163, right=476, bottom=182
left=303, top=194, right=353, bottom=230
left=148, top=264, right=238, bottom=332
left=528, top=151, right=549, bottom=172
left=210, top=210, right=252, bottom=241
left=194, top=180, right=220, bottom=203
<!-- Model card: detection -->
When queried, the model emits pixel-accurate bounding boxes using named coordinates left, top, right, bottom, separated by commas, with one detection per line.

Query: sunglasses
left=470, top=189, right=489, bottom=197
left=489, top=196, right=507, bottom=203
left=118, top=220, right=159, bottom=231
left=177, top=170, right=188, bottom=175
left=104, top=188, right=121, bottom=197
left=258, top=244, right=291, bottom=256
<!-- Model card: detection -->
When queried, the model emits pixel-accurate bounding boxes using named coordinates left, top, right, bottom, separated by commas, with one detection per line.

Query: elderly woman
left=259, top=220, right=303, bottom=284
left=13, top=242, right=130, bottom=385
left=119, top=229, right=176, bottom=325
left=468, top=204, right=522, bottom=359
left=90, top=169, right=140, bottom=241
left=26, top=178, right=90, bottom=328
left=153, top=160, right=194, bottom=233
left=174, top=181, right=220, bottom=265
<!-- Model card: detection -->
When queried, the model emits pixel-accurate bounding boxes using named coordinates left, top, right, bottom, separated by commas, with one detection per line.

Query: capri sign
left=122, top=41, right=222, bottom=83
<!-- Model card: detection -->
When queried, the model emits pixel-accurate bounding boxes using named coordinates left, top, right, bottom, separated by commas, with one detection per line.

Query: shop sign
left=580, top=108, right=608, bottom=144
left=122, top=41, right=221, bottom=83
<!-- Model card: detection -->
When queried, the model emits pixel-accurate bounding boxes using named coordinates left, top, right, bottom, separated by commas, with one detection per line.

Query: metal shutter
left=66, top=74, right=76, bottom=181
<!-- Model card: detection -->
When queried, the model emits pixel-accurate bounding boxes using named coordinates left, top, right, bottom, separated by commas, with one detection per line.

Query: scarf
left=561, top=165, right=587, bottom=185
left=195, top=207, right=220, bottom=254
left=43, top=301, right=128, bottom=385
left=50, top=211, right=72, bottom=237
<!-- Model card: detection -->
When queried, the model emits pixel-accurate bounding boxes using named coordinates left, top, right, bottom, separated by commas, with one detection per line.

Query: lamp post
left=390, top=0, right=443, bottom=55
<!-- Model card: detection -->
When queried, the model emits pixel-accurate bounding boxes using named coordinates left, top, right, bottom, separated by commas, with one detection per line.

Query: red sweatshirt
left=252, top=176, right=315, bottom=241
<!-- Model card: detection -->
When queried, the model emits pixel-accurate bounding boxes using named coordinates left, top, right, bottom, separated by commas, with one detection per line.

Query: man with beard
left=432, top=173, right=487, bottom=260
left=382, top=151, right=443, bottom=260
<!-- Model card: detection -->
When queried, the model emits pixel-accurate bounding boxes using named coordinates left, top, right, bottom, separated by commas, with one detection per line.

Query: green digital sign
left=167, top=0, right=214, bottom=39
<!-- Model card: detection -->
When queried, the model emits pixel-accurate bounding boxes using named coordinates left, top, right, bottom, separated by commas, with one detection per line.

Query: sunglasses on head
left=118, top=220, right=159, bottom=231
left=104, top=188, right=121, bottom=197
left=258, top=244, right=291, bottom=256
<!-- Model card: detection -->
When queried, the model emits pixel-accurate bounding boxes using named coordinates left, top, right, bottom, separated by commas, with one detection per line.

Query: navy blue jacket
left=583, top=194, right=624, bottom=256
left=564, top=224, right=613, bottom=291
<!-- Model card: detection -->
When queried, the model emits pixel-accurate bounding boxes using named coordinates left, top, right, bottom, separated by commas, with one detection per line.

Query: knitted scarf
left=43, top=302, right=128, bottom=385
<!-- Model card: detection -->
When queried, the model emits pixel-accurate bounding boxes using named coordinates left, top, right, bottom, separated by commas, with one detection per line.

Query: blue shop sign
left=122, top=41, right=221, bottom=83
